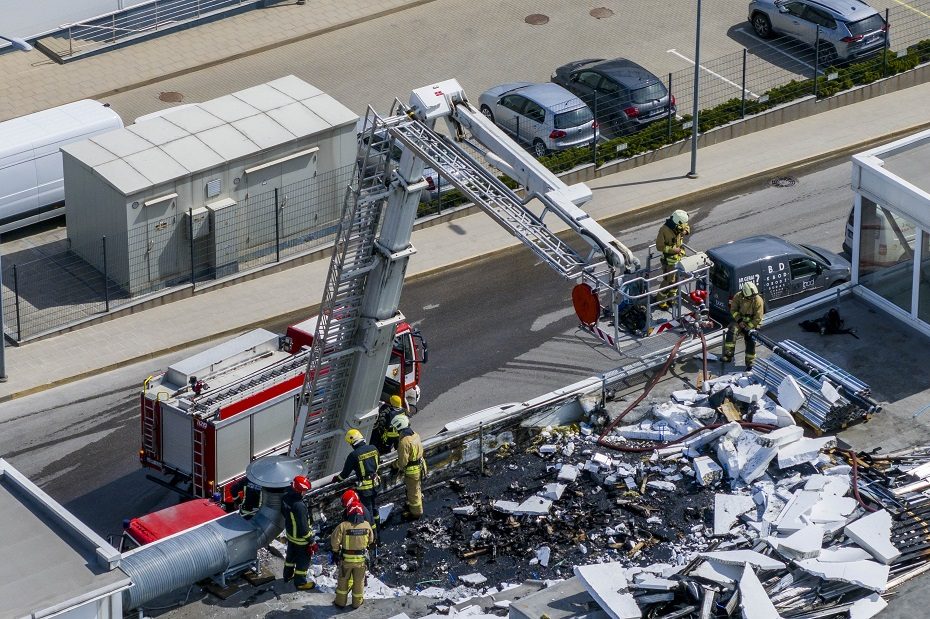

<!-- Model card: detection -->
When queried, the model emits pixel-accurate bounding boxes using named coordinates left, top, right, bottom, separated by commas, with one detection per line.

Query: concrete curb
left=5, top=119, right=930, bottom=403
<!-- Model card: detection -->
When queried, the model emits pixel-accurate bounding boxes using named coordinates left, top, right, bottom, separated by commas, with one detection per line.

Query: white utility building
left=61, top=75, right=358, bottom=295
left=850, top=129, right=930, bottom=335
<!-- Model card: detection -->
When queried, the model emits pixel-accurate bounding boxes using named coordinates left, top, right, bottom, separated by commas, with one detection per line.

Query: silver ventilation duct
left=120, top=456, right=305, bottom=610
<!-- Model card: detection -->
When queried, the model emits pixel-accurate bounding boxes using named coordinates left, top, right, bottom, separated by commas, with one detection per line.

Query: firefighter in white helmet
left=723, top=281, right=764, bottom=369
left=391, top=414, right=426, bottom=520
left=654, top=209, right=691, bottom=310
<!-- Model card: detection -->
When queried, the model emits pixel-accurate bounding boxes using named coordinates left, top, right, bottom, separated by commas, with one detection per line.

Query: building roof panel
left=233, top=83, right=296, bottom=112
left=268, top=74, right=323, bottom=101
left=197, top=124, right=260, bottom=161
left=60, top=139, right=118, bottom=168
left=267, top=102, right=331, bottom=137
left=90, top=129, right=153, bottom=158
left=231, top=114, right=295, bottom=150
left=161, top=135, right=225, bottom=173
left=199, top=94, right=262, bottom=123
left=96, top=158, right=154, bottom=194
left=124, top=148, right=189, bottom=187
left=161, top=106, right=226, bottom=134
left=127, top=116, right=190, bottom=146
left=303, top=93, right=357, bottom=128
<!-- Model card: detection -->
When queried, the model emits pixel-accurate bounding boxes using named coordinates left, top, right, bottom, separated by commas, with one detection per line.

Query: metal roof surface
left=61, top=76, right=357, bottom=195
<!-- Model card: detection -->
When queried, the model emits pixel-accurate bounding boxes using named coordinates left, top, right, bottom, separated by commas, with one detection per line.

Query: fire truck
left=139, top=318, right=426, bottom=500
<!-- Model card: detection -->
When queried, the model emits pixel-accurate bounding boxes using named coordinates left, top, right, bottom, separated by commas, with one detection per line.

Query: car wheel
left=532, top=139, right=548, bottom=158
left=751, top=13, right=773, bottom=39
left=480, top=105, right=495, bottom=123
left=818, top=42, right=838, bottom=67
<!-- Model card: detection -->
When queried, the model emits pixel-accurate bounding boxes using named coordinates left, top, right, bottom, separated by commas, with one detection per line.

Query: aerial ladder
left=288, top=79, right=718, bottom=478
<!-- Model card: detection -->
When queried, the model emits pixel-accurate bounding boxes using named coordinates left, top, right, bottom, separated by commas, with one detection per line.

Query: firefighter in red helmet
left=281, top=475, right=316, bottom=590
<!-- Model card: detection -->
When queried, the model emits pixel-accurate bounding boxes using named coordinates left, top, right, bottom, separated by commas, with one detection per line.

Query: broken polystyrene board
left=844, top=509, right=901, bottom=564
left=614, top=425, right=673, bottom=442
left=459, top=573, right=489, bottom=586
left=777, top=375, right=806, bottom=412
left=752, top=409, right=779, bottom=426
left=631, top=575, right=677, bottom=591
left=735, top=432, right=762, bottom=471
left=808, top=496, right=857, bottom=525
left=515, top=496, right=553, bottom=516
left=646, top=480, right=676, bottom=492
left=795, top=559, right=889, bottom=592
left=672, top=389, right=701, bottom=404
left=739, top=566, right=781, bottom=619
left=492, top=500, right=520, bottom=514
left=691, top=560, right=744, bottom=586
left=849, top=592, right=888, bottom=619
left=694, top=456, right=724, bottom=486
left=804, top=475, right=849, bottom=497
left=538, top=482, right=567, bottom=501
left=379, top=502, right=394, bottom=523
left=818, top=546, right=873, bottom=563
left=702, top=550, right=786, bottom=571
left=740, top=446, right=778, bottom=484
left=731, top=383, right=767, bottom=404
left=772, top=405, right=796, bottom=428
left=562, top=442, right=576, bottom=457
left=592, top=453, right=612, bottom=467
left=714, top=494, right=757, bottom=536
left=771, top=524, right=824, bottom=560
left=539, top=444, right=558, bottom=454
left=684, top=421, right=743, bottom=451
left=453, top=505, right=476, bottom=516
left=774, top=490, right=822, bottom=533
left=557, top=464, right=579, bottom=482
left=717, top=437, right=741, bottom=479
left=535, top=545, right=551, bottom=567
left=690, top=406, right=717, bottom=421
left=574, top=563, right=641, bottom=619
left=757, top=426, right=804, bottom=449
left=777, top=436, right=838, bottom=469
left=820, top=379, right=842, bottom=404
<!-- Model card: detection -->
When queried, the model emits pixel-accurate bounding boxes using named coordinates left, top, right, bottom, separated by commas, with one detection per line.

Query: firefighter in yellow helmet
left=655, top=209, right=691, bottom=310
left=392, top=414, right=426, bottom=520
left=330, top=502, right=374, bottom=609
left=333, top=428, right=382, bottom=534
left=373, top=394, right=406, bottom=455
left=723, top=281, right=764, bottom=369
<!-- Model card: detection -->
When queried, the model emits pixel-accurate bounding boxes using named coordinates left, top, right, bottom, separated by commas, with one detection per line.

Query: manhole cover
left=525, top=13, right=549, bottom=25
left=770, top=176, right=798, bottom=187
left=159, top=91, right=184, bottom=103
left=590, top=7, right=614, bottom=19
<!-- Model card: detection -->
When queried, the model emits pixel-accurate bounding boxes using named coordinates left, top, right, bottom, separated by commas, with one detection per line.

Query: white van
left=0, top=100, right=124, bottom=233
left=842, top=205, right=916, bottom=269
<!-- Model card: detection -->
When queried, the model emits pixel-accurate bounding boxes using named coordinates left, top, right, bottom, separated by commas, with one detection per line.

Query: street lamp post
left=687, top=0, right=702, bottom=179
left=0, top=35, right=33, bottom=52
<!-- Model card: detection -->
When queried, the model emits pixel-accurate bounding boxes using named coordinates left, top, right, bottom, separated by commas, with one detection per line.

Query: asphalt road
left=0, top=156, right=854, bottom=536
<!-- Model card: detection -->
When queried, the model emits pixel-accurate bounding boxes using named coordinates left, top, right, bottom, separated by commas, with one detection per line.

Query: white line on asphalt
left=734, top=27, right=821, bottom=75
left=530, top=307, right=577, bottom=332
left=668, top=48, right=761, bottom=99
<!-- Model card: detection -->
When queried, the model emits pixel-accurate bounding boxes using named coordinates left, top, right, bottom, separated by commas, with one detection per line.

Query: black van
left=705, top=235, right=850, bottom=320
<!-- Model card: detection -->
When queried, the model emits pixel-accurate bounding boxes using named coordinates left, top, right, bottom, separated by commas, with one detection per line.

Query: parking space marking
left=667, top=49, right=760, bottom=98
left=735, top=27, right=822, bottom=75
left=889, top=0, right=930, bottom=20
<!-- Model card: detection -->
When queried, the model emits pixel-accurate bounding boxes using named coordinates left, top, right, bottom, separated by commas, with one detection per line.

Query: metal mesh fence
left=1, top=164, right=353, bottom=341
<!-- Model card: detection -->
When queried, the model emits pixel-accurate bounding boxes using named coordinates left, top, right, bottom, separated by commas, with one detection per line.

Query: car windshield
left=800, top=245, right=830, bottom=264
left=847, top=14, right=884, bottom=35
left=554, top=106, right=594, bottom=129
left=630, top=82, right=667, bottom=104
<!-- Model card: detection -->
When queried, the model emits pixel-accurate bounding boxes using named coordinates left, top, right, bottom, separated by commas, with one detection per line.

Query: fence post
left=12, top=264, right=21, bottom=342
left=882, top=8, right=890, bottom=78
left=68, top=26, right=73, bottom=57
left=155, top=1, right=159, bottom=31
left=666, top=73, right=673, bottom=141
left=741, top=49, right=748, bottom=119
left=111, top=14, right=116, bottom=42
left=274, top=188, right=281, bottom=262
left=592, top=91, right=598, bottom=166
left=813, top=26, right=821, bottom=98
left=188, top=208, right=195, bottom=289
left=102, top=236, right=110, bottom=313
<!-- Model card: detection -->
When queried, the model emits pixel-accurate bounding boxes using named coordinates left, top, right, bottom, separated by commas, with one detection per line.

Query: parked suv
left=748, top=0, right=888, bottom=64
left=477, top=83, right=597, bottom=157
left=551, top=58, right=675, bottom=139
left=842, top=205, right=915, bottom=269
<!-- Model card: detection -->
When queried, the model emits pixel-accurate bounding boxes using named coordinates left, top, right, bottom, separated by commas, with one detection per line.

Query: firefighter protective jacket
left=281, top=489, right=312, bottom=545
left=337, top=441, right=380, bottom=492
left=729, top=293, right=765, bottom=330
left=330, top=514, right=374, bottom=563
left=396, top=429, right=425, bottom=478
left=655, top=219, right=690, bottom=265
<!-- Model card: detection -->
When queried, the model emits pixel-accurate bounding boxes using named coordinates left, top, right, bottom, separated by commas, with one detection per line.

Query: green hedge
left=418, top=39, right=930, bottom=217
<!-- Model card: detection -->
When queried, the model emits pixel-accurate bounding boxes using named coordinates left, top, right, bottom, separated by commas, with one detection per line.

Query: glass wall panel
left=919, top=231, right=930, bottom=324
left=858, top=198, right=916, bottom=314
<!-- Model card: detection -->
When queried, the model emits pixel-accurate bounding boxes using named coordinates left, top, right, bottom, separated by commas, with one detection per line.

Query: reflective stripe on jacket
left=396, top=430, right=425, bottom=477
left=330, top=517, right=373, bottom=564
left=281, top=490, right=311, bottom=545
left=339, top=441, right=381, bottom=491
left=729, top=293, right=765, bottom=330
left=656, top=221, right=690, bottom=265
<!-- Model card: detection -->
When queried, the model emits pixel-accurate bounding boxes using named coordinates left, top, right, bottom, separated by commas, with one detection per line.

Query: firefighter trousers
left=723, top=323, right=756, bottom=367
left=358, top=489, right=380, bottom=534
left=657, top=260, right=679, bottom=302
left=404, top=473, right=423, bottom=518
left=334, top=560, right=367, bottom=608
left=283, top=542, right=311, bottom=587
